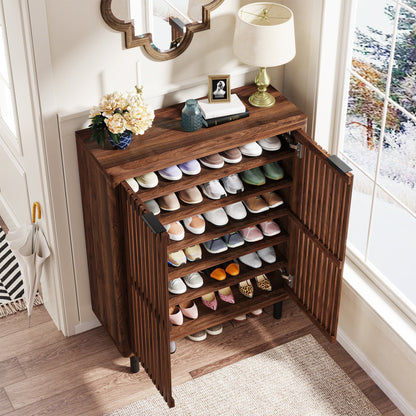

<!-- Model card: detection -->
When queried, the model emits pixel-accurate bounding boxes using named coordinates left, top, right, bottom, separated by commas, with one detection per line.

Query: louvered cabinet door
left=287, top=130, right=353, bottom=342
left=119, top=183, right=174, bottom=407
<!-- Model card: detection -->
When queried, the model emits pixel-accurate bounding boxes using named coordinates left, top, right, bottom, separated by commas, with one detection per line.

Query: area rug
left=0, top=225, right=43, bottom=317
left=106, top=334, right=381, bottom=416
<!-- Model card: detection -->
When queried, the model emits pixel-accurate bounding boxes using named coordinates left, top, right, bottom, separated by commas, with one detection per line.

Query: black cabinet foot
left=130, top=355, right=140, bottom=373
left=273, top=301, right=283, bottom=320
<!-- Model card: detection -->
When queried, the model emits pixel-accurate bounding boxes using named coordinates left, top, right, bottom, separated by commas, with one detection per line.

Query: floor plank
left=0, top=358, right=26, bottom=389
left=0, top=388, right=13, bottom=415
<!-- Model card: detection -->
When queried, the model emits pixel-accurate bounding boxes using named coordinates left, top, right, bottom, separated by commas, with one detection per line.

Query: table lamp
left=233, top=2, right=296, bottom=108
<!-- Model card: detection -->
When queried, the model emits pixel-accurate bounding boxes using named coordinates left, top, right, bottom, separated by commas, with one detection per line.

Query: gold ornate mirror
left=101, top=0, right=224, bottom=61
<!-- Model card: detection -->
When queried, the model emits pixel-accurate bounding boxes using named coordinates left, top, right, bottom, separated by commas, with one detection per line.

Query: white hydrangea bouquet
left=89, top=86, right=155, bottom=149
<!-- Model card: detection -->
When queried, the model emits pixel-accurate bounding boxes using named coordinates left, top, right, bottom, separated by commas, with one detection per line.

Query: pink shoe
left=259, top=220, right=281, bottom=237
left=180, top=301, right=198, bottom=319
left=218, top=287, right=235, bottom=304
left=169, top=306, right=183, bottom=325
left=201, top=292, right=218, bottom=310
left=240, top=225, right=263, bottom=242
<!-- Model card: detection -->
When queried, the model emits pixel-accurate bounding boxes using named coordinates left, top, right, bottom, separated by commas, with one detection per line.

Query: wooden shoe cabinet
left=76, top=85, right=353, bottom=407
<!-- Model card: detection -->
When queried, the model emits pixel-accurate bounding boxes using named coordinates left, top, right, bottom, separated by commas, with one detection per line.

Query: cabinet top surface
left=76, top=85, right=307, bottom=186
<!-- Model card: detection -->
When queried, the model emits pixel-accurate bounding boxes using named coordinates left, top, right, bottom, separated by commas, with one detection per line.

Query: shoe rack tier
left=168, top=259, right=287, bottom=308
left=136, top=148, right=294, bottom=202
left=170, top=287, right=289, bottom=341
left=168, top=232, right=289, bottom=281
left=167, top=206, right=289, bottom=253
left=157, top=178, right=292, bottom=226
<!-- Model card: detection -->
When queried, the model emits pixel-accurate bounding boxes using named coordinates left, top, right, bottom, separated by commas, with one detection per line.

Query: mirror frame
left=101, top=0, right=224, bottom=61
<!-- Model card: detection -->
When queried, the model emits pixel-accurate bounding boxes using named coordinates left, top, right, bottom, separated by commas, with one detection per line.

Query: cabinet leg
left=273, top=302, right=283, bottom=320
left=130, top=355, right=140, bottom=373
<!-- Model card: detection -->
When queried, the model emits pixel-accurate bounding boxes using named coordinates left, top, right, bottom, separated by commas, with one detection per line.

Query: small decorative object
left=208, top=75, right=231, bottom=103
left=89, top=86, right=155, bottom=149
left=233, top=3, right=296, bottom=108
left=181, top=99, right=203, bottom=132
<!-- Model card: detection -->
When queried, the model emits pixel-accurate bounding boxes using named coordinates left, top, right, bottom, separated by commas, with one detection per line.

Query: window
left=338, top=0, right=416, bottom=313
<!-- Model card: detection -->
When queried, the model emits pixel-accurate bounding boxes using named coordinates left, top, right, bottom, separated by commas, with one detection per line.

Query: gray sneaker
left=203, top=238, right=228, bottom=254
left=223, top=232, right=245, bottom=248
left=221, top=174, right=244, bottom=194
left=144, top=199, right=160, bottom=215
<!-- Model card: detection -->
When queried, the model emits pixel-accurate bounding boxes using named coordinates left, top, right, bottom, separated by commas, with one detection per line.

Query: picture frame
left=208, top=75, right=231, bottom=103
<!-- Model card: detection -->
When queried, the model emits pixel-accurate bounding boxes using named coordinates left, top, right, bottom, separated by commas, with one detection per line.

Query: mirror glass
left=111, top=0, right=211, bottom=53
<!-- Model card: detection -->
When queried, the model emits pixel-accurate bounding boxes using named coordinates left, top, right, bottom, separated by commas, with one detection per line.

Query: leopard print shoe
left=255, top=274, right=272, bottom=291
left=238, top=279, right=254, bottom=298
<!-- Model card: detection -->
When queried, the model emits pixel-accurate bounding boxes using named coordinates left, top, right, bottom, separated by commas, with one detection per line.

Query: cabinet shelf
left=168, top=259, right=287, bottom=307
left=168, top=232, right=289, bottom=281
left=170, top=287, right=290, bottom=341
left=167, top=206, right=289, bottom=253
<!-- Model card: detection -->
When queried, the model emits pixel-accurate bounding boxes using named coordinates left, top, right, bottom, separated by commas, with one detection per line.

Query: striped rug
left=0, top=225, right=43, bottom=317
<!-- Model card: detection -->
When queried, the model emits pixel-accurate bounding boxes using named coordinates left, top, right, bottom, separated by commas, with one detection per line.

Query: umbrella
left=5, top=202, right=50, bottom=326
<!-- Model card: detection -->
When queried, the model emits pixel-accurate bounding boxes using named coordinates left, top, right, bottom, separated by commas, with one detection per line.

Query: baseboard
left=74, top=317, right=101, bottom=335
left=337, top=328, right=416, bottom=416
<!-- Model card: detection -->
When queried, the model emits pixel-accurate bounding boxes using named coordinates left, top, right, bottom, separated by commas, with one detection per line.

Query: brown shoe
left=199, top=153, right=224, bottom=169
left=261, top=191, right=284, bottom=208
left=219, top=148, right=242, bottom=164
left=243, top=195, right=269, bottom=214
left=157, top=193, right=180, bottom=211
left=178, top=186, right=203, bottom=204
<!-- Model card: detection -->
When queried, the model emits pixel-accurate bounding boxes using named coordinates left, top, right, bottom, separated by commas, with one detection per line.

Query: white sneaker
left=257, top=136, right=282, bottom=151
left=221, top=174, right=244, bottom=194
left=135, top=172, right=158, bottom=188
left=203, top=207, right=229, bottom=226
left=165, top=221, right=185, bottom=241
left=144, top=199, right=160, bottom=215
left=126, top=178, right=139, bottom=192
left=168, top=278, right=187, bottom=294
left=224, top=202, right=247, bottom=220
left=239, top=142, right=262, bottom=157
left=183, top=215, right=205, bottom=234
left=183, top=272, right=204, bottom=289
left=238, top=252, right=262, bottom=268
left=257, top=246, right=276, bottom=263
left=200, top=180, right=227, bottom=200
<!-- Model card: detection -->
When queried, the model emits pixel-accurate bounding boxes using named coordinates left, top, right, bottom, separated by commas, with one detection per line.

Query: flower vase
left=181, top=99, right=202, bottom=132
left=107, top=130, right=132, bottom=150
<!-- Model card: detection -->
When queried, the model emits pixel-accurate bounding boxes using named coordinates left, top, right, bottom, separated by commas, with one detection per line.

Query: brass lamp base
left=249, top=67, right=275, bottom=108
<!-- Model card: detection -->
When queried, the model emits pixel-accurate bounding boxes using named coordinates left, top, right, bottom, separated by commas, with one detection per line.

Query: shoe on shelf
left=223, top=260, right=240, bottom=276
left=135, top=172, right=158, bottom=188
left=202, top=207, right=229, bottom=226
left=259, top=220, right=281, bottom=237
left=223, top=232, right=245, bottom=248
left=170, top=340, right=176, bottom=354
left=221, top=174, right=244, bottom=194
left=178, top=159, right=201, bottom=175
left=239, top=280, right=254, bottom=298
left=201, top=292, right=218, bottom=310
left=224, top=202, right=247, bottom=220
left=158, top=165, right=183, bottom=181
left=262, top=161, right=284, bottom=180
left=257, top=136, right=282, bottom=151
left=184, top=245, right=202, bottom=262
left=168, top=250, right=187, bottom=267
left=205, top=265, right=227, bottom=281
left=250, top=308, right=263, bottom=316
left=178, top=186, right=203, bottom=204
left=183, top=215, right=205, bottom=234
left=203, top=238, right=228, bottom=254
left=157, top=193, right=180, bottom=211
left=240, top=167, right=266, bottom=186
left=218, top=287, right=235, bottom=304
left=261, top=191, right=284, bottom=208
left=219, top=148, right=242, bottom=164
left=257, top=246, right=276, bottom=263
left=255, top=274, right=272, bottom=292
left=243, top=195, right=269, bottom=214
left=240, top=226, right=263, bottom=243
left=180, top=301, right=198, bottom=319
left=126, top=177, right=139, bottom=192
left=206, top=324, right=223, bottom=335
left=169, top=306, right=183, bottom=325
left=199, top=153, right=224, bottom=169
left=233, top=314, right=247, bottom=321
left=239, top=142, right=263, bottom=157
left=238, top=252, right=262, bottom=269
left=144, top=199, right=160, bottom=215
left=168, top=277, right=187, bottom=294
left=200, top=180, right=227, bottom=200
left=187, top=330, right=207, bottom=342
left=165, top=221, right=185, bottom=241
left=183, top=272, right=204, bottom=289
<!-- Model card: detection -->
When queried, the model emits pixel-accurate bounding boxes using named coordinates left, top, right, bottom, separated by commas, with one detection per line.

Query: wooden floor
left=0, top=301, right=402, bottom=416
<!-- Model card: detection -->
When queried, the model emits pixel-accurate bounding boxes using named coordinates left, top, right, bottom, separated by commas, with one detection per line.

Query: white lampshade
left=233, top=2, right=296, bottom=67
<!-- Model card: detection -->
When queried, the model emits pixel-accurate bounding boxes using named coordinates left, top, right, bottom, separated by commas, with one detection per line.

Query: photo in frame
left=208, top=75, right=231, bottom=103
